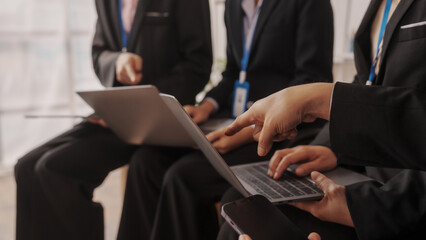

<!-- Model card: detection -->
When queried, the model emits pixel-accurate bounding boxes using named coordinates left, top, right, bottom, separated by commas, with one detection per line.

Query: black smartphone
left=221, top=195, right=306, bottom=240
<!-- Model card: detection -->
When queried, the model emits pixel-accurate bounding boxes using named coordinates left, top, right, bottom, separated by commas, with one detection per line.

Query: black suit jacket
left=331, top=0, right=426, bottom=170
left=331, top=83, right=426, bottom=171
left=327, top=0, right=426, bottom=239
left=92, top=0, right=212, bottom=105
left=205, top=0, right=334, bottom=111
left=331, top=83, right=426, bottom=240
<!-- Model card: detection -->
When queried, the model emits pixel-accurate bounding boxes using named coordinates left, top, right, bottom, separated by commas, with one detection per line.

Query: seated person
left=220, top=0, right=426, bottom=239
left=14, top=0, right=212, bottom=239
left=118, top=0, right=334, bottom=239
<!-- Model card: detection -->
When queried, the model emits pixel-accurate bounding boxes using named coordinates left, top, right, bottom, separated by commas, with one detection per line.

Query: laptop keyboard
left=233, top=163, right=323, bottom=201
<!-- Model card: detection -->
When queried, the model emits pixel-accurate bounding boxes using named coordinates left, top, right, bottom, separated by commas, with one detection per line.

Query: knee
left=129, top=150, right=154, bottom=171
left=33, top=149, right=60, bottom=179
left=15, top=147, right=61, bottom=186
left=162, top=153, right=208, bottom=192
left=33, top=155, right=50, bottom=179
left=128, top=151, right=156, bottom=180
left=14, top=155, right=37, bottom=184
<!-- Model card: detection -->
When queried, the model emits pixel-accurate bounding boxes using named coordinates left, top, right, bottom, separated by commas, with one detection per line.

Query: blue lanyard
left=240, top=30, right=255, bottom=73
left=118, top=0, right=129, bottom=51
left=367, top=0, right=392, bottom=86
left=239, top=7, right=261, bottom=83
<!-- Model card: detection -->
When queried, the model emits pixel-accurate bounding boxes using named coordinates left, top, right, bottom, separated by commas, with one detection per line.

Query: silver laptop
left=77, top=85, right=196, bottom=146
left=161, top=94, right=373, bottom=203
left=77, top=85, right=234, bottom=146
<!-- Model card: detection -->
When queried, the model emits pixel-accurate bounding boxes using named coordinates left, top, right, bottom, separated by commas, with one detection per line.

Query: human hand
left=226, top=83, right=334, bottom=156
left=238, top=234, right=251, bottom=240
left=268, top=146, right=337, bottom=180
left=88, top=116, right=108, bottom=128
left=307, top=233, right=321, bottom=240
left=290, top=171, right=354, bottom=227
left=115, top=52, right=143, bottom=85
left=238, top=233, right=321, bottom=240
left=184, top=101, right=216, bottom=124
left=206, top=126, right=254, bottom=154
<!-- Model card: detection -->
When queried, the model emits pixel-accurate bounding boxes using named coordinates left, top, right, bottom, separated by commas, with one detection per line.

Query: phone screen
left=221, top=195, right=306, bottom=240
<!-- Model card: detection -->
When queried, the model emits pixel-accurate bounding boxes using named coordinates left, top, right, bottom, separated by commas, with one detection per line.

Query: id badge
left=232, top=80, right=250, bottom=118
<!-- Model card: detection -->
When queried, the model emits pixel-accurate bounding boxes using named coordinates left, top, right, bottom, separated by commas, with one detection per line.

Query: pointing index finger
left=225, top=111, right=254, bottom=136
left=257, top=121, right=276, bottom=156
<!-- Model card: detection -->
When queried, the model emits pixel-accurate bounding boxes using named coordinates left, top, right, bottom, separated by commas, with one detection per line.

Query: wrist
left=305, top=83, right=334, bottom=121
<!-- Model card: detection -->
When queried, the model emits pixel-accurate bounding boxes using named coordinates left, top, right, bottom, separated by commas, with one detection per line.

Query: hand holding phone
left=221, top=195, right=307, bottom=240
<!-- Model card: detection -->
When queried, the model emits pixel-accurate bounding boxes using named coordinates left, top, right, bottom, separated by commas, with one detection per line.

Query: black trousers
left=118, top=123, right=323, bottom=240
left=117, top=145, right=193, bottom=240
left=217, top=188, right=358, bottom=240
left=15, top=121, right=138, bottom=240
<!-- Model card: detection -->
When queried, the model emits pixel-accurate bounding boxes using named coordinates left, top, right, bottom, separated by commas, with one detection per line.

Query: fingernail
left=258, top=147, right=266, bottom=156
left=311, top=171, right=320, bottom=181
left=267, top=169, right=272, bottom=176
left=273, top=172, right=278, bottom=179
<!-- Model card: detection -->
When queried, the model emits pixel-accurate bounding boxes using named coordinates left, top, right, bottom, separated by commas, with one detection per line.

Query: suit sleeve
left=330, top=82, right=426, bottom=170
left=308, top=122, right=331, bottom=147
left=92, top=18, right=121, bottom=88
left=346, top=170, right=426, bottom=240
left=204, top=0, right=239, bottom=107
left=153, top=0, right=213, bottom=105
left=289, top=0, right=334, bottom=86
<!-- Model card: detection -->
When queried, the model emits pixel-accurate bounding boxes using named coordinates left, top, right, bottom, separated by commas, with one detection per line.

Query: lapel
left=127, top=0, right=152, bottom=50
left=353, top=0, right=382, bottom=79
left=249, top=0, right=278, bottom=56
left=110, top=0, right=122, bottom=49
left=377, top=0, right=414, bottom=76
left=231, top=0, right=278, bottom=68
left=230, top=0, right=244, bottom=65
left=356, top=0, right=382, bottom=42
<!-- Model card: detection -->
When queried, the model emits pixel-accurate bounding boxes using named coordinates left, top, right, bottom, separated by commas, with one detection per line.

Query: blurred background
left=0, top=0, right=99, bottom=170
left=0, top=0, right=370, bottom=239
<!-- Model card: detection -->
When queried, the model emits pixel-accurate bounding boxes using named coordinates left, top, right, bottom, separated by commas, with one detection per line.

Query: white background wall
left=0, top=0, right=371, bottom=169
left=0, top=0, right=100, bottom=169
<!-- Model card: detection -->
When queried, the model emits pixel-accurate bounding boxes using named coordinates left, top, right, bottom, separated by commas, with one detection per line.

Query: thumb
left=125, top=64, right=137, bottom=83
left=239, top=235, right=252, bottom=240
left=308, top=232, right=321, bottom=240
left=311, top=171, right=334, bottom=193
